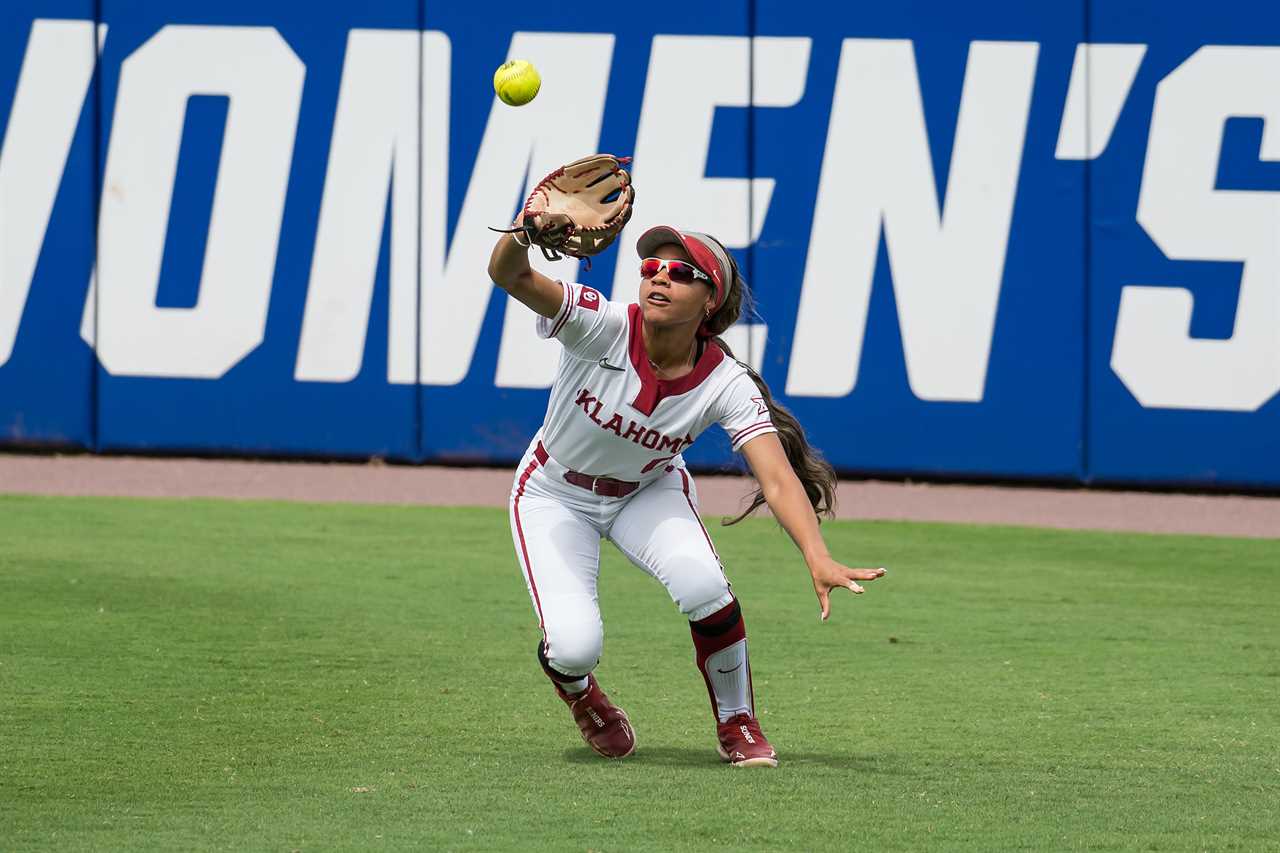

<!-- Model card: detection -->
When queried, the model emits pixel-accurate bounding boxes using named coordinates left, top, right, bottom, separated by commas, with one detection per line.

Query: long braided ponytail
left=701, top=240, right=837, bottom=526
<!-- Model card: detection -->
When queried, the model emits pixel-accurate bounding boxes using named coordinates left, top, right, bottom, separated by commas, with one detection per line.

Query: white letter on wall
left=455, top=32, right=614, bottom=389
left=1112, top=46, right=1280, bottom=411
left=609, top=36, right=810, bottom=309
left=295, top=31, right=613, bottom=388
left=0, top=20, right=97, bottom=367
left=93, top=25, right=303, bottom=378
left=295, top=30, right=447, bottom=384
left=787, top=39, right=1038, bottom=401
left=1055, top=43, right=1146, bottom=160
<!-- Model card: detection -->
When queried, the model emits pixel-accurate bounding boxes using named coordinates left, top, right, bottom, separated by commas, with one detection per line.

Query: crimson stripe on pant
left=512, top=456, right=548, bottom=640
left=678, top=468, right=726, bottom=576
left=678, top=467, right=748, bottom=718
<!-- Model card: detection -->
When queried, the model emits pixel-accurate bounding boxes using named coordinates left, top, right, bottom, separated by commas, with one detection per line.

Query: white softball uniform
left=508, top=281, right=777, bottom=678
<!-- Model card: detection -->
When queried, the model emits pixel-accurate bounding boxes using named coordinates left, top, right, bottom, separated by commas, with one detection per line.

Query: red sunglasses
left=639, top=257, right=711, bottom=285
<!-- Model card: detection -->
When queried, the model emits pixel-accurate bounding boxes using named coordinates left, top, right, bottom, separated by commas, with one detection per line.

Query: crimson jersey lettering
left=571, top=387, right=693, bottom=453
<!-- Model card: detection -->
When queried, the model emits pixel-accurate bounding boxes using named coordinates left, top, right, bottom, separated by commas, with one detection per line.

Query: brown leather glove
left=496, top=154, right=634, bottom=266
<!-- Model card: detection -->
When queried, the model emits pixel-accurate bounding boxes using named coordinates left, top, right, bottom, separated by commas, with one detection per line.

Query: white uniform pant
left=508, top=440, right=734, bottom=679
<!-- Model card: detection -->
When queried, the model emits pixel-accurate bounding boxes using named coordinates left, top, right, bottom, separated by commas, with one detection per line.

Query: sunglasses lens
left=665, top=261, right=696, bottom=284
left=640, top=258, right=702, bottom=284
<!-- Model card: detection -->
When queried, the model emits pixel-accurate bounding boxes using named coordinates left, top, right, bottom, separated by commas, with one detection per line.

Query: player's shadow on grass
left=564, top=745, right=899, bottom=772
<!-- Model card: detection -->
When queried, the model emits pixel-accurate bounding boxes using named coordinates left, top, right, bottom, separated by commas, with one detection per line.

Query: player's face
left=638, top=244, right=716, bottom=328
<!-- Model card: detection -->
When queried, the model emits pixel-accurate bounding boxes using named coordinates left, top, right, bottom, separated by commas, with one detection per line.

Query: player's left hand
left=492, top=154, right=634, bottom=263
left=808, top=557, right=886, bottom=621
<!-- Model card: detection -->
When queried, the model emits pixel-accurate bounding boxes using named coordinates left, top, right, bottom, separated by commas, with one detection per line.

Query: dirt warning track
left=2, top=453, right=1277, bottom=539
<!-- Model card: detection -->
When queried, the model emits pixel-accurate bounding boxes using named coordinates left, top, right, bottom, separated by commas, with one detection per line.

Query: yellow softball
left=493, top=59, right=541, bottom=107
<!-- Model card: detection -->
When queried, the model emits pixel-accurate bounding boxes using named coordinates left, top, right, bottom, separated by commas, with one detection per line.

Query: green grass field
left=2, top=494, right=1277, bottom=851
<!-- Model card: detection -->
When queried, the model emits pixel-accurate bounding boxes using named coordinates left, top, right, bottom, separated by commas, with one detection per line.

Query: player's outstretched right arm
left=488, top=226, right=564, bottom=320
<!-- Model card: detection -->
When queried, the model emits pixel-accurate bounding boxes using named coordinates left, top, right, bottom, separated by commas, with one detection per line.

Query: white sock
left=704, top=639, right=752, bottom=722
left=560, top=676, right=589, bottom=695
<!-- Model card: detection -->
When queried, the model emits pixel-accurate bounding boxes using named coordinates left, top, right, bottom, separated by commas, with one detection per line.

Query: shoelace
left=722, top=714, right=765, bottom=741
left=572, top=689, right=620, bottom=723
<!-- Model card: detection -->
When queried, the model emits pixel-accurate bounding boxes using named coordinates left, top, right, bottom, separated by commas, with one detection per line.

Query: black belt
left=535, top=442, right=640, bottom=498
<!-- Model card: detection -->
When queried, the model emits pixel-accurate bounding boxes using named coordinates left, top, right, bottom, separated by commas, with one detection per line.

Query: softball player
left=487, top=225, right=886, bottom=767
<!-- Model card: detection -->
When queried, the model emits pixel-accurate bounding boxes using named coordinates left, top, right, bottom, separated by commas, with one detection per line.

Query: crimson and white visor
left=635, top=225, right=731, bottom=313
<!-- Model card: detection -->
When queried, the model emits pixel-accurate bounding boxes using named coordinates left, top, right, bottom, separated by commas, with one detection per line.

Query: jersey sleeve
left=535, top=281, right=626, bottom=360
left=716, top=372, right=778, bottom=452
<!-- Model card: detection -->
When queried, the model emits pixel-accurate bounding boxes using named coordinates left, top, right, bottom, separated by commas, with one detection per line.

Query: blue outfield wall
left=0, top=4, right=97, bottom=449
left=1, top=1, right=1278, bottom=487
left=1087, top=0, right=1280, bottom=486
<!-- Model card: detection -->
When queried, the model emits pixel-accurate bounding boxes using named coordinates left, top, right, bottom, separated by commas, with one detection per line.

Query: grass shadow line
left=562, top=745, right=907, bottom=774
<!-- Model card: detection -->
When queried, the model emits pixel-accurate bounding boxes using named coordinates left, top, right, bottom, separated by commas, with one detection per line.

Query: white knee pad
left=684, top=586, right=734, bottom=623
left=544, top=621, right=603, bottom=677
left=658, top=551, right=732, bottom=621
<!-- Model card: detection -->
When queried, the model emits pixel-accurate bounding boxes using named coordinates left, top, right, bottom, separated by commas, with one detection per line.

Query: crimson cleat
left=554, top=675, right=636, bottom=759
left=716, top=713, right=778, bottom=768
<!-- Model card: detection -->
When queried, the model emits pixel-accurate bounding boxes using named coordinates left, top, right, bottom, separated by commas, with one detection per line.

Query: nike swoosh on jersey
left=597, top=358, right=626, bottom=371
